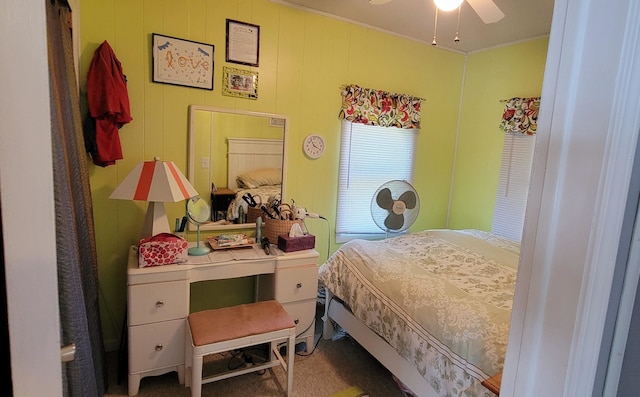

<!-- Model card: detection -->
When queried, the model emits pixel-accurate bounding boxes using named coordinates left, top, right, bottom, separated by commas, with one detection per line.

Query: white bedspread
left=318, top=229, right=520, bottom=396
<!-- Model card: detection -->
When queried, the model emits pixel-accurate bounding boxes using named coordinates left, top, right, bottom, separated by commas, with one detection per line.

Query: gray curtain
left=46, top=1, right=107, bottom=396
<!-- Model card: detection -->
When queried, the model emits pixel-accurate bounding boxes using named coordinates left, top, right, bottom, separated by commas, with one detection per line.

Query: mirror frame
left=187, top=105, right=288, bottom=231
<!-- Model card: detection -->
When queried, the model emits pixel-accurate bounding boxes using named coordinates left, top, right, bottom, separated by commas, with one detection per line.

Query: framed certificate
left=225, top=19, right=260, bottom=67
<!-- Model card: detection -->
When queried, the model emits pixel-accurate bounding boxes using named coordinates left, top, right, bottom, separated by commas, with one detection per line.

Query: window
left=335, top=121, right=418, bottom=242
left=491, top=132, right=536, bottom=242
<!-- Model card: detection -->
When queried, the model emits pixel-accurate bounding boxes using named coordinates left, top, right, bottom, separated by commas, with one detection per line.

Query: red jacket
left=87, top=40, right=132, bottom=167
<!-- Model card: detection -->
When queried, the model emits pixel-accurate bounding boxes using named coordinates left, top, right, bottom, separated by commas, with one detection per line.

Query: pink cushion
left=188, top=300, right=295, bottom=347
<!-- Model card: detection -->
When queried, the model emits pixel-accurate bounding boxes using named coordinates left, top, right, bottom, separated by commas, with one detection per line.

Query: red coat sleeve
left=86, top=40, right=132, bottom=166
left=87, top=40, right=132, bottom=124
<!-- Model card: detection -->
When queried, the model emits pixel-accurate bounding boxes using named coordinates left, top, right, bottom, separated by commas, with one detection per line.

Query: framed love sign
left=152, top=33, right=214, bottom=90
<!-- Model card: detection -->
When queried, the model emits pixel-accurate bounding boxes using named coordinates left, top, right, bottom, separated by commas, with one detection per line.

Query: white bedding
left=318, top=229, right=520, bottom=396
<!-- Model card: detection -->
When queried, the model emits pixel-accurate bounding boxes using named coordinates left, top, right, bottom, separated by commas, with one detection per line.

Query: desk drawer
left=282, top=299, right=316, bottom=338
left=128, top=319, right=185, bottom=373
left=128, top=280, right=188, bottom=326
left=275, top=265, right=318, bottom=303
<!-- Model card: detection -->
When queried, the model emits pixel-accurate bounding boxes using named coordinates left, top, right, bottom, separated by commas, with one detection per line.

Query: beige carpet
left=106, top=303, right=406, bottom=397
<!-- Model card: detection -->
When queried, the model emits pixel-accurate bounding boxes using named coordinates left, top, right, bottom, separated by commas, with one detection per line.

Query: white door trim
left=502, top=0, right=640, bottom=396
left=1, top=1, right=62, bottom=395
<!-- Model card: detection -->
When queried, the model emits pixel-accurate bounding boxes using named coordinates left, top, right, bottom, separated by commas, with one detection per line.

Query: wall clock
left=303, top=134, right=325, bottom=159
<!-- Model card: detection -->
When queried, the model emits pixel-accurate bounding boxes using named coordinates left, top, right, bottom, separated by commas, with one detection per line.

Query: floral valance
left=499, top=97, right=541, bottom=135
left=338, top=84, right=423, bottom=129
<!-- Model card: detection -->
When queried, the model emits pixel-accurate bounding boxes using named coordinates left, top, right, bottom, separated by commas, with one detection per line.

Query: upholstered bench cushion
left=188, top=300, right=295, bottom=347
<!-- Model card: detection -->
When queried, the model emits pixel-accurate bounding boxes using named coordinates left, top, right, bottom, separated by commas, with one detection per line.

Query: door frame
left=502, top=0, right=640, bottom=395
left=1, top=1, right=62, bottom=395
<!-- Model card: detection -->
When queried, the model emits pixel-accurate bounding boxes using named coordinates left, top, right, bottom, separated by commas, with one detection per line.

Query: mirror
left=186, top=196, right=211, bottom=255
left=187, top=105, right=287, bottom=231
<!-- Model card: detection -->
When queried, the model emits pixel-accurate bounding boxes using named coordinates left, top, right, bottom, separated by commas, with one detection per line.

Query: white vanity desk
left=126, top=244, right=319, bottom=396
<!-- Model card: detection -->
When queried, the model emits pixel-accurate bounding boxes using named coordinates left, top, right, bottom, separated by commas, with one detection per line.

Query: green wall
left=79, top=0, right=546, bottom=349
left=448, top=38, right=549, bottom=229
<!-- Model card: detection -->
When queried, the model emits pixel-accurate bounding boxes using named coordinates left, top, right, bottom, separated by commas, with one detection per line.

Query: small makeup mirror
left=187, top=196, right=211, bottom=256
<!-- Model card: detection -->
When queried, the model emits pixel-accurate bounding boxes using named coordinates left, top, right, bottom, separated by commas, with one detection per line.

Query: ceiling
left=275, top=0, right=555, bottom=53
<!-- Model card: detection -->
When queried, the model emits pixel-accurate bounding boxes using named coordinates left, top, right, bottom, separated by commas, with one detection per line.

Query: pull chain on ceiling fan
left=432, top=0, right=464, bottom=46
left=454, top=6, right=461, bottom=43
left=432, top=8, right=439, bottom=46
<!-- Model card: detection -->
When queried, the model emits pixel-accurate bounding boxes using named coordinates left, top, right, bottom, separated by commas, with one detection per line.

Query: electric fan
left=370, top=180, right=420, bottom=235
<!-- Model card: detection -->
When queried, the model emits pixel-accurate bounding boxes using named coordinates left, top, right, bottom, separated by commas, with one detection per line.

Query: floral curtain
left=338, top=84, right=422, bottom=129
left=499, top=97, right=541, bottom=135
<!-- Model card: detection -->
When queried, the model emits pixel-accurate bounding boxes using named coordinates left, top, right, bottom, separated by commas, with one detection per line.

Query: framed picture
left=225, top=19, right=260, bottom=67
left=222, top=67, right=258, bottom=100
left=152, top=33, right=214, bottom=90
left=269, top=117, right=285, bottom=127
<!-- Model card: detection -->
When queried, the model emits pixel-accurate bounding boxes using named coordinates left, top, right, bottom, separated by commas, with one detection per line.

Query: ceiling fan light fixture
left=434, top=0, right=464, bottom=12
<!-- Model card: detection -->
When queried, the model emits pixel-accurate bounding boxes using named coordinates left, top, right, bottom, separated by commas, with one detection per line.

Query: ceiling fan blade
left=466, top=0, right=505, bottom=24
left=369, top=0, right=393, bottom=4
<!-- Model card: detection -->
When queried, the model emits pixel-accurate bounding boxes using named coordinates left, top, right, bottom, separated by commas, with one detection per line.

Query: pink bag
left=138, top=233, right=188, bottom=268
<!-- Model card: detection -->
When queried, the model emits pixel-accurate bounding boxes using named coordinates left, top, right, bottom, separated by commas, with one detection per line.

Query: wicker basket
left=246, top=207, right=263, bottom=223
left=263, top=218, right=303, bottom=244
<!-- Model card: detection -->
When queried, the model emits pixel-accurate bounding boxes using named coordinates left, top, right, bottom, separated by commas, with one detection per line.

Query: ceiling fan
left=369, top=0, right=505, bottom=24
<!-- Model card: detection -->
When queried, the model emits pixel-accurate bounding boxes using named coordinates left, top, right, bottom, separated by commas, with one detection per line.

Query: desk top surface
left=127, top=244, right=319, bottom=284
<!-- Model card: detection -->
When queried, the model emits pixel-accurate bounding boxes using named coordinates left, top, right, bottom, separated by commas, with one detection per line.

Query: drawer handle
left=155, top=300, right=164, bottom=308
left=155, top=344, right=163, bottom=352
left=294, top=319, right=299, bottom=324
left=296, top=283, right=302, bottom=288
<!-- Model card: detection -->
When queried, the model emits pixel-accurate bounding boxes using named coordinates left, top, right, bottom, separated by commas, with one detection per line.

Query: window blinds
left=491, top=132, right=536, bottom=242
left=336, top=121, right=417, bottom=241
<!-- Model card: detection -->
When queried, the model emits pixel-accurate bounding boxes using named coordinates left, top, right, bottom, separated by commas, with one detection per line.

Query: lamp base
left=140, top=202, right=170, bottom=240
left=188, top=246, right=211, bottom=256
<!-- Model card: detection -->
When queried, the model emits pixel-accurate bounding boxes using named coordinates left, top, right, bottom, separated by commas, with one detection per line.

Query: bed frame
left=322, top=289, right=439, bottom=397
left=226, top=138, right=284, bottom=190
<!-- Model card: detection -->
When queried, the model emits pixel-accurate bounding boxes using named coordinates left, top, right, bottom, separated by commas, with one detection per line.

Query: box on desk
left=277, top=233, right=315, bottom=252
left=138, top=233, right=188, bottom=267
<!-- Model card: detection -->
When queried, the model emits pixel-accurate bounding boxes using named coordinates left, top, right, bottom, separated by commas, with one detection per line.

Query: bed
left=223, top=138, right=283, bottom=221
left=319, top=229, right=520, bottom=397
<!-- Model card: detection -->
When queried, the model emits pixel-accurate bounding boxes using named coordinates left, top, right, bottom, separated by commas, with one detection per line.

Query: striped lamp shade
left=110, top=158, right=199, bottom=239
left=110, top=157, right=198, bottom=202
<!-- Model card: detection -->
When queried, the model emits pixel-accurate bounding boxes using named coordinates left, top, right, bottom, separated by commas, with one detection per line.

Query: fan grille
left=370, top=180, right=420, bottom=233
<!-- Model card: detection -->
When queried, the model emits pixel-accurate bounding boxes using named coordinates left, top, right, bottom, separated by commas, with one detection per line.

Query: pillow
left=236, top=168, right=282, bottom=189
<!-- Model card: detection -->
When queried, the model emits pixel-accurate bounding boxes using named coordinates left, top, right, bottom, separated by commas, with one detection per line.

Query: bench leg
left=287, top=333, right=295, bottom=396
left=185, top=322, right=192, bottom=387
left=191, top=354, right=203, bottom=397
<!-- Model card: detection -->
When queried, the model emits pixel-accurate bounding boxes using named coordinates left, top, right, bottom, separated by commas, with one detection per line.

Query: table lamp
left=110, top=157, right=199, bottom=239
